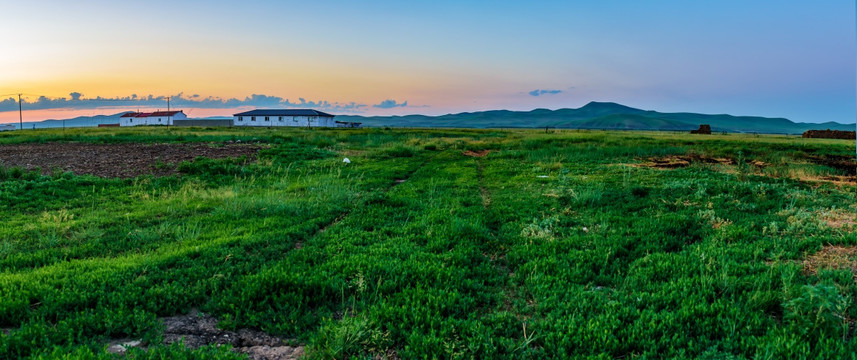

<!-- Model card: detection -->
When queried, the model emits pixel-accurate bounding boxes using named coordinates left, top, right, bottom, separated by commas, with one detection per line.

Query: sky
left=0, top=1, right=854, bottom=124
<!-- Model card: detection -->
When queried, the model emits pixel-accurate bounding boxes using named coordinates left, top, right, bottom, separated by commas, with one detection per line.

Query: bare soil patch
left=107, top=310, right=303, bottom=359
left=749, top=160, right=769, bottom=168
left=0, top=142, right=263, bottom=178
left=802, top=246, right=857, bottom=276
left=463, top=150, right=491, bottom=157
left=821, top=210, right=857, bottom=230
left=636, top=154, right=734, bottom=169
left=798, top=175, right=857, bottom=187
left=162, top=311, right=303, bottom=360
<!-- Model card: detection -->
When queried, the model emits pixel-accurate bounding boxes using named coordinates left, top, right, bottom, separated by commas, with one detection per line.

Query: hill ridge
left=338, top=102, right=854, bottom=134
left=7, top=103, right=855, bottom=134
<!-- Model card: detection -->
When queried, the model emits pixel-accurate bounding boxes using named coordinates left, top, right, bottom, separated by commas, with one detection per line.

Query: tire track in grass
left=173, top=153, right=440, bottom=354
left=476, top=157, right=492, bottom=208
left=296, top=153, right=437, bottom=249
left=473, top=153, right=537, bottom=355
left=473, top=154, right=523, bottom=315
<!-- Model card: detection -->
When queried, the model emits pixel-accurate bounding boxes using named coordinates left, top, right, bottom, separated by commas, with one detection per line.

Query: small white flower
left=343, top=158, right=351, bottom=164
left=582, top=226, right=589, bottom=233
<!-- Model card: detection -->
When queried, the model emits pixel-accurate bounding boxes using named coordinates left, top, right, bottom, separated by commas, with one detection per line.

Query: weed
left=0, top=127, right=855, bottom=358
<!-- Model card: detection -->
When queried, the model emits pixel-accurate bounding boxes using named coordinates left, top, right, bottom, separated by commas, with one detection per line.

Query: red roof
left=121, top=111, right=182, bottom=118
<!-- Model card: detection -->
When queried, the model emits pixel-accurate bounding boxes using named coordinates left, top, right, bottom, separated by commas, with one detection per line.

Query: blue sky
left=0, top=1, right=854, bottom=123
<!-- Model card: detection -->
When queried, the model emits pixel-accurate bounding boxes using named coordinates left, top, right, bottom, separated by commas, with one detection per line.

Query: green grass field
left=1, top=127, right=856, bottom=359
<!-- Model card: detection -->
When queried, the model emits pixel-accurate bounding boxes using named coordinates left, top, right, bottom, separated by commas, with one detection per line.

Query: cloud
left=529, top=89, right=563, bottom=97
left=373, top=99, right=408, bottom=109
left=0, top=92, right=369, bottom=114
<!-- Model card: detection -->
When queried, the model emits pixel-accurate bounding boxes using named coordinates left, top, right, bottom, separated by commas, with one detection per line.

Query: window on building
left=130, top=119, right=133, bottom=122
left=251, top=116, right=256, bottom=121
left=265, top=116, right=269, bottom=121
left=158, top=118, right=162, bottom=122
left=279, top=117, right=283, bottom=122
left=238, top=116, right=243, bottom=121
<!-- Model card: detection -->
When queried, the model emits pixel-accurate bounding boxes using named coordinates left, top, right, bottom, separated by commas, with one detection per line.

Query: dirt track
left=0, top=142, right=263, bottom=178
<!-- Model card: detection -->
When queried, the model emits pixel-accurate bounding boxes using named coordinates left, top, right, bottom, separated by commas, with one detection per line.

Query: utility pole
left=18, top=94, right=22, bottom=130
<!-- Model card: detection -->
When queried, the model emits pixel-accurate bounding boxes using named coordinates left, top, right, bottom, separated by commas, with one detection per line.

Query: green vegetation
left=338, top=102, right=856, bottom=134
left=1, top=126, right=856, bottom=359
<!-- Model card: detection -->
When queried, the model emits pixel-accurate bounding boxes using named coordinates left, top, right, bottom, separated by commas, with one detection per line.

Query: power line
left=1, top=93, right=173, bottom=101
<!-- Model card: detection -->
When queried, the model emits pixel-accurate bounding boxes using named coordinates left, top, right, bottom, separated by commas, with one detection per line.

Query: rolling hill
left=6, top=102, right=854, bottom=134
left=337, top=102, right=855, bottom=134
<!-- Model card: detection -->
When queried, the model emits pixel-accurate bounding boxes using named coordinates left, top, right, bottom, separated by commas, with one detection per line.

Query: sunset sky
left=1, top=1, right=854, bottom=124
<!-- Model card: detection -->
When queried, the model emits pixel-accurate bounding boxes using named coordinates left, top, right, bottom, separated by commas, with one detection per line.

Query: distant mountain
left=6, top=102, right=854, bottom=134
left=337, top=102, right=855, bottom=134
left=571, top=114, right=692, bottom=130
left=4, top=112, right=128, bottom=129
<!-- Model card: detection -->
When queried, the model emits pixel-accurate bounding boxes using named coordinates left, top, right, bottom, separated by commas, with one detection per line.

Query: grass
left=0, top=127, right=855, bottom=358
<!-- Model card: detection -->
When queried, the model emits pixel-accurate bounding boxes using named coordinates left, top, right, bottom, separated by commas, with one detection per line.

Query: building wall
left=120, top=112, right=187, bottom=126
left=233, top=115, right=336, bottom=127
left=120, top=117, right=136, bottom=126
left=173, top=119, right=234, bottom=127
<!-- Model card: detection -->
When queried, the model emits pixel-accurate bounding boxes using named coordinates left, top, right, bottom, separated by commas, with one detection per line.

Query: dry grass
left=805, top=175, right=857, bottom=187
left=716, top=160, right=854, bottom=187
left=802, top=245, right=857, bottom=276
left=634, top=155, right=733, bottom=169
left=820, top=209, right=857, bottom=230
left=462, top=150, right=491, bottom=157
left=632, top=153, right=855, bottom=187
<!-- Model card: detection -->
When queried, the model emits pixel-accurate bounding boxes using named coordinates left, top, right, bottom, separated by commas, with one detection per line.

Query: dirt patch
left=749, top=160, right=769, bottom=168
left=809, top=155, right=857, bottom=176
left=106, top=339, right=143, bottom=355
left=821, top=210, right=857, bottom=230
left=104, top=311, right=303, bottom=359
left=106, top=310, right=304, bottom=359
left=636, top=154, right=734, bottom=169
left=162, top=311, right=303, bottom=360
left=0, top=142, right=263, bottom=178
left=813, top=175, right=857, bottom=186
left=463, top=150, right=491, bottom=157
left=803, top=246, right=857, bottom=276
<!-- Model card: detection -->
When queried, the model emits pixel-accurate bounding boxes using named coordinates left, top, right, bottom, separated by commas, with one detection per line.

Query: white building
left=120, top=111, right=187, bottom=126
left=0, top=124, right=15, bottom=131
left=233, top=109, right=348, bottom=128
